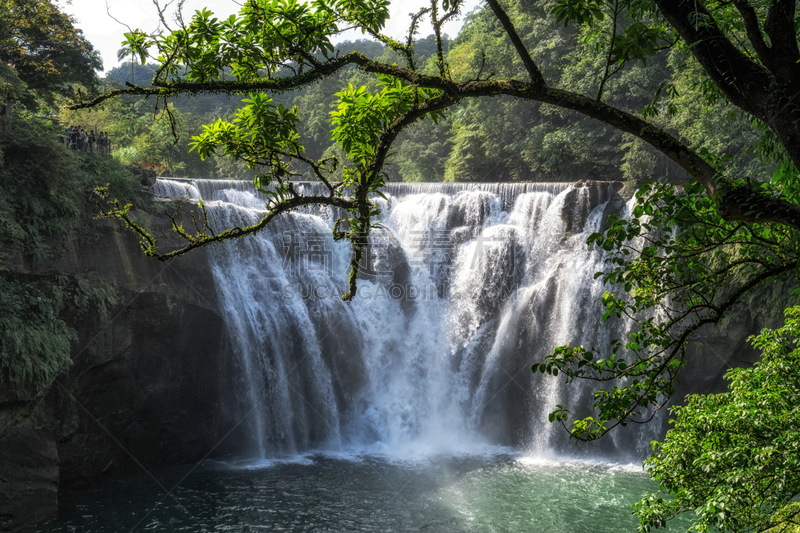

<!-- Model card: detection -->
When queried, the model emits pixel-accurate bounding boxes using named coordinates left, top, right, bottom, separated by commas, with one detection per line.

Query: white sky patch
left=60, top=0, right=482, bottom=73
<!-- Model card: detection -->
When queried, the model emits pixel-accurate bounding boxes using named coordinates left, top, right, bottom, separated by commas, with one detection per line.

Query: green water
left=35, top=453, right=684, bottom=532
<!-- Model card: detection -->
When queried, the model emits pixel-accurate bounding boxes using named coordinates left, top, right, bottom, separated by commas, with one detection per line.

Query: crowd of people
left=61, top=126, right=111, bottom=155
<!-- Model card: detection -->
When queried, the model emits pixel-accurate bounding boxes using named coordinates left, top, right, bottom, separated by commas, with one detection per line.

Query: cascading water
left=150, top=178, right=659, bottom=461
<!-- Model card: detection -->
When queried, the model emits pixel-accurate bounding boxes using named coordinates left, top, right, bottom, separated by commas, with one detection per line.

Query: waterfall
left=150, top=178, right=658, bottom=460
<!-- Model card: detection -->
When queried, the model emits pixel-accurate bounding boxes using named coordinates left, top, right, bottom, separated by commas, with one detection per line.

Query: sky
left=61, top=0, right=482, bottom=74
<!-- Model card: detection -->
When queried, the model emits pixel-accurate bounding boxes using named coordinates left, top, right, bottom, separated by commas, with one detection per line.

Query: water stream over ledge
left=147, top=178, right=655, bottom=460
left=36, top=179, right=681, bottom=532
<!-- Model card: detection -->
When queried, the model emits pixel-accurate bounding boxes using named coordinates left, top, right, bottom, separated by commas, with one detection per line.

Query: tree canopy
left=0, top=0, right=101, bottom=104
left=635, top=306, right=800, bottom=532
left=71, top=1, right=800, bottom=530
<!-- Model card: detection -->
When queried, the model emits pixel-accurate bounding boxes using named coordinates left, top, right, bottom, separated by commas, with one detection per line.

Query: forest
left=60, top=3, right=774, bottom=185
left=2, top=0, right=800, bottom=532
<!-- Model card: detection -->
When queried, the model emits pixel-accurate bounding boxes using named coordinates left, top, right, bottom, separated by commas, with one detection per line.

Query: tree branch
left=106, top=193, right=357, bottom=262
left=597, top=0, right=620, bottom=101
left=367, top=94, right=457, bottom=185
left=653, top=0, right=771, bottom=116
left=484, top=0, right=547, bottom=89
left=732, top=1, right=771, bottom=65
left=654, top=0, right=800, bottom=178
left=764, top=0, right=800, bottom=85
left=68, top=85, right=168, bottom=109
left=404, top=7, right=431, bottom=71
left=71, top=45, right=800, bottom=232
left=152, top=0, right=175, bottom=33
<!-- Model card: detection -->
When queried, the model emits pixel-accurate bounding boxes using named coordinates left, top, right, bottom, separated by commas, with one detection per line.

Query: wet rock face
left=0, top=423, right=58, bottom=532
left=561, top=181, right=624, bottom=236
left=0, top=430, right=58, bottom=528
left=0, top=208, right=235, bottom=529
left=52, top=216, right=243, bottom=488
left=55, top=293, right=231, bottom=491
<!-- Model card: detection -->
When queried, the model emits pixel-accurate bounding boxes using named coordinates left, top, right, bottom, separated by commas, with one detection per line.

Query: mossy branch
left=93, top=185, right=357, bottom=261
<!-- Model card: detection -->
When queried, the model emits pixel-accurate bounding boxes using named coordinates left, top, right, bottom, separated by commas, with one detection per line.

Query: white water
left=150, top=179, right=658, bottom=461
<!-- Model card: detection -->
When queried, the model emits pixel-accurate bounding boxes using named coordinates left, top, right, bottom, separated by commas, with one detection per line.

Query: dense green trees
left=441, top=1, right=774, bottom=183
left=69, top=0, right=800, bottom=530
left=70, top=10, right=771, bottom=185
left=0, top=0, right=101, bottom=105
left=635, top=306, right=800, bottom=532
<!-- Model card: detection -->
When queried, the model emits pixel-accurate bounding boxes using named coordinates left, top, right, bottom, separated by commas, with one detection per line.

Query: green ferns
left=0, top=114, right=133, bottom=395
left=0, top=275, right=75, bottom=395
left=0, top=274, right=117, bottom=395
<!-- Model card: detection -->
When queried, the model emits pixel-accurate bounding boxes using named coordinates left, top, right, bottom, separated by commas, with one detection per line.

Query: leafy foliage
left=635, top=306, right=800, bottom=533
left=117, top=30, right=152, bottom=68
left=154, top=0, right=388, bottom=83
left=330, top=77, right=441, bottom=182
left=0, top=273, right=116, bottom=395
left=538, top=178, right=800, bottom=440
left=0, top=62, right=25, bottom=105
left=0, top=0, right=101, bottom=103
left=191, top=93, right=303, bottom=185
left=0, top=273, right=76, bottom=396
left=0, top=113, right=135, bottom=394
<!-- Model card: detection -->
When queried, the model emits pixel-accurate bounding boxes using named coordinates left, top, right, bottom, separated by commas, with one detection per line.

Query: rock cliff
left=0, top=206, right=244, bottom=531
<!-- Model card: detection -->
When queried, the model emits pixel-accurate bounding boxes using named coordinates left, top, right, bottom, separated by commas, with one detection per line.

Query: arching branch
left=72, top=46, right=800, bottom=233
left=732, top=1, right=771, bottom=66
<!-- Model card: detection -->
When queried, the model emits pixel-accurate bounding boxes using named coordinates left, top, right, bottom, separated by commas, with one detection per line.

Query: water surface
left=37, top=453, right=680, bottom=533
